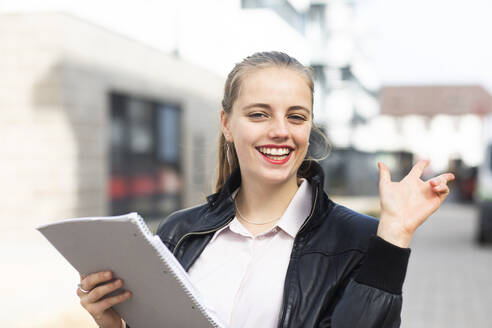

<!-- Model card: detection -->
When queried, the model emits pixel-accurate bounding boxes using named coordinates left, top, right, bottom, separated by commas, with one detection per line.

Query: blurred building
left=380, top=85, right=492, bottom=116
left=0, top=0, right=379, bottom=144
left=379, top=85, right=492, bottom=168
left=241, top=0, right=380, bottom=146
left=1, top=12, right=224, bottom=226
left=379, top=85, right=492, bottom=200
left=1, top=1, right=384, bottom=199
left=0, top=1, right=391, bottom=218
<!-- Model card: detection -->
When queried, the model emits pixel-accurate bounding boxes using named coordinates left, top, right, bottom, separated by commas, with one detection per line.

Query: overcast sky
left=357, top=0, right=492, bottom=92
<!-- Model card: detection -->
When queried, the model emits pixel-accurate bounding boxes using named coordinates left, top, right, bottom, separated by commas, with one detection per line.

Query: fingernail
left=105, top=272, right=111, bottom=278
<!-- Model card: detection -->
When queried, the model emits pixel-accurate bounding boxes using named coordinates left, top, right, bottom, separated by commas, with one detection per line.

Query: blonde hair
left=215, top=51, right=329, bottom=192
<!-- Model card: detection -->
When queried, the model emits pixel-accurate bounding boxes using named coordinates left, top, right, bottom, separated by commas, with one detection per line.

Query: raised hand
left=376, top=159, right=455, bottom=248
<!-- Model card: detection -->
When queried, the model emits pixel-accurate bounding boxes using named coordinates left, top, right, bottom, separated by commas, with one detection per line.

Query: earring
left=226, top=143, right=232, bottom=167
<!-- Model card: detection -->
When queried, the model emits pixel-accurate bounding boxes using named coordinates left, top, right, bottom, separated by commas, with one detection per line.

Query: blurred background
left=1, top=0, right=491, bottom=327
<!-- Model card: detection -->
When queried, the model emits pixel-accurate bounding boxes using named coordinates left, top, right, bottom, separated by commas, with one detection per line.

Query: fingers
left=409, top=159, right=430, bottom=178
left=79, top=271, right=113, bottom=294
left=378, top=162, right=392, bottom=184
left=427, top=173, right=454, bottom=186
left=428, top=173, right=455, bottom=194
left=77, top=271, right=131, bottom=317
left=81, top=278, right=124, bottom=304
left=84, top=287, right=131, bottom=315
left=80, top=279, right=131, bottom=315
left=432, top=183, right=450, bottom=194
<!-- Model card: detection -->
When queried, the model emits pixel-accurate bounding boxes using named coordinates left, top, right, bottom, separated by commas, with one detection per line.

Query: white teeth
left=259, top=147, right=291, bottom=155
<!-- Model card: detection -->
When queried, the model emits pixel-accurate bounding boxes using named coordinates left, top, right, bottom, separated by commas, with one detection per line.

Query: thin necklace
left=234, top=198, right=281, bottom=225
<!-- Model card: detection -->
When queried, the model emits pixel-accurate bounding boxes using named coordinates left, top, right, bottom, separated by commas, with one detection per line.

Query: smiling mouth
left=256, top=147, right=293, bottom=161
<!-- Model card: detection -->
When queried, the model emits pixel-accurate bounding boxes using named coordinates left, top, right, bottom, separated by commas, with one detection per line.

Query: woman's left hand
left=376, top=159, right=455, bottom=248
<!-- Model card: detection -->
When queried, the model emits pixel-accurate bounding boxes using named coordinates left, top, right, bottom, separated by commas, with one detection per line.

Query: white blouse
left=188, top=179, right=313, bottom=327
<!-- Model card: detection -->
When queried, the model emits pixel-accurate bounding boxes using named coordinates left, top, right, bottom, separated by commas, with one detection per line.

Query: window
left=109, top=93, right=182, bottom=219
left=157, top=105, right=180, bottom=163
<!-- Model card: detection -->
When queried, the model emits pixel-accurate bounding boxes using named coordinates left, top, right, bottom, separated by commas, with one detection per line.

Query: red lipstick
left=257, top=144, right=294, bottom=150
left=259, top=151, right=293, bottom=165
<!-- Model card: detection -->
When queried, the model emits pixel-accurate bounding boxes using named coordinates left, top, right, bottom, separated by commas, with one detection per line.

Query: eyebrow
left=241, top=103, right=311, bottom=115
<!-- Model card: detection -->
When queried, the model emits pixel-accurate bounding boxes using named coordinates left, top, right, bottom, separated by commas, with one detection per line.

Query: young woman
left=77, top=51, right=454, bottom=328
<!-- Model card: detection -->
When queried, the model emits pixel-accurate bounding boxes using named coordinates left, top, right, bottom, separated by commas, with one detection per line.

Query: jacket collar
left=206, top=167, right=242, bottom=210
left=198, top=161, right=327, bottom=232
left=206, top=160, right=325, bottom=208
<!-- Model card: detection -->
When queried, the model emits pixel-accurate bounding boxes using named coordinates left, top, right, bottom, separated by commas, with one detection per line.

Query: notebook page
left=149, top=235, right=227, bottom=327
left=37, top=213, right=228, bottom=328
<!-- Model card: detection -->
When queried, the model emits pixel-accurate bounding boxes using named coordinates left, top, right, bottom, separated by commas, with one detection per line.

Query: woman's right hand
left=77, top=271, right=132, bottom=328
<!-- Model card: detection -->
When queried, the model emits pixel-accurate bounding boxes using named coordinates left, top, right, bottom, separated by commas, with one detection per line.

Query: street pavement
left=401, top=202, right=492, bottom=328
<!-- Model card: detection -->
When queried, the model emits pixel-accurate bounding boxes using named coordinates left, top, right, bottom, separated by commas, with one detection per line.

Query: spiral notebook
left=37, top=213, right=228, bottom=328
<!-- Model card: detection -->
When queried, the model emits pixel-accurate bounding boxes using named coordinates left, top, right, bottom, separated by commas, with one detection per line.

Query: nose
left=267, top=117, right=289, bottom=140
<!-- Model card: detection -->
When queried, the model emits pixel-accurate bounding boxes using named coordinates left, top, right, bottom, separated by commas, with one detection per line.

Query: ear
left=220, top=110, right=233, bottom=143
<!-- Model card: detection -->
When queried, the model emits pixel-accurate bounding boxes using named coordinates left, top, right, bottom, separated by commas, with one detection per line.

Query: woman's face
left=221, top=67, right=312, bottom=186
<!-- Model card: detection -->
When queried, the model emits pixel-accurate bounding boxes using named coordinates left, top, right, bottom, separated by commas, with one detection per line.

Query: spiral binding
left=129, top=213, right=224, bottom=328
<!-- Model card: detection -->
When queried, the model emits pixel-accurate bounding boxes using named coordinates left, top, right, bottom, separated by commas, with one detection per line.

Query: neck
left=235, top=174, right=300, bottom=225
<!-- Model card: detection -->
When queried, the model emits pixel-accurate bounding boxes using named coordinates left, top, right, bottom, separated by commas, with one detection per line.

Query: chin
left=255, top=168, right=297, bottom=186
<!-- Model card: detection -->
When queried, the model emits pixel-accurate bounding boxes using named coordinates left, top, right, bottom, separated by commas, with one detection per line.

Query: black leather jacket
left=156, top=162, right=411, bottom=327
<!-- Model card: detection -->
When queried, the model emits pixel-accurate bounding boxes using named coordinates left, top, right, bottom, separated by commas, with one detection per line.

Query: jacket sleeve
left=330, top=235, right=411, bottom=328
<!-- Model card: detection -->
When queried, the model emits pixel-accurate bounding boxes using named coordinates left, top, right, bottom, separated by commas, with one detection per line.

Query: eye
left=289, top=115, right=307, bottom=121
left=248, top=112, right=267, bottom=119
